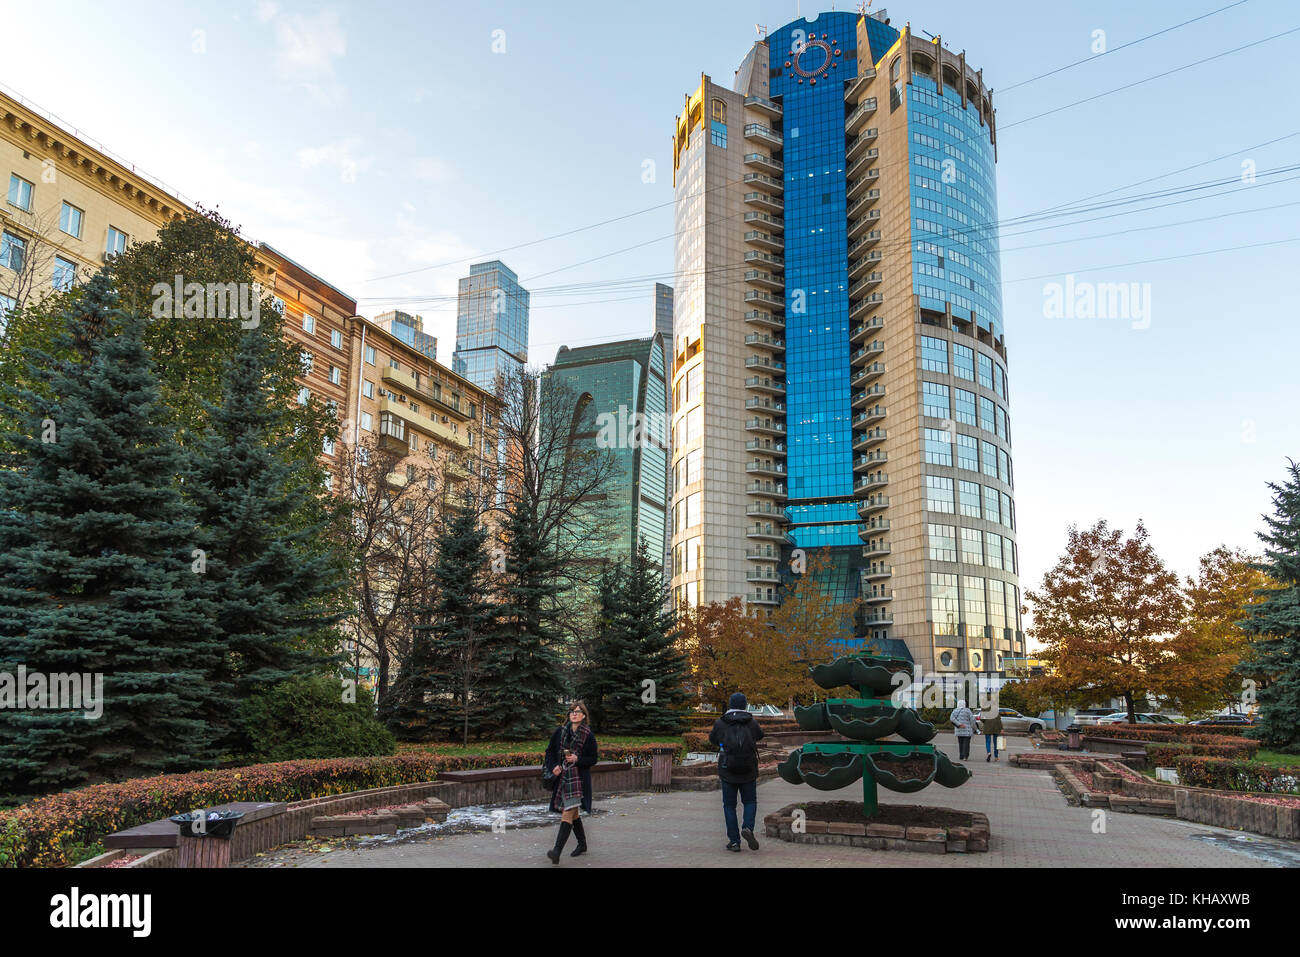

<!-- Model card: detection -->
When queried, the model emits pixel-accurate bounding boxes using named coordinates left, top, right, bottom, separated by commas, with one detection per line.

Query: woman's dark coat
left=545, top=724, right=599, bottom=813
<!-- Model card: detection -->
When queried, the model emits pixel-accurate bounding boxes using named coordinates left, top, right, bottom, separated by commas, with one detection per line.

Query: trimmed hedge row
left=1146, top=742, right=1257, bottom=765
left=684, top=732, right=717, bottom=752
left=0, top=744, right=682, bottom=869
left=1084, top=725, right=1258, bottom=754
left=1172, top=756, right=1300, bottom=794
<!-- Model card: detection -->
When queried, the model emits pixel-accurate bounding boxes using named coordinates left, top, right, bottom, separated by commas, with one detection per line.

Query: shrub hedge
left=0, top=743, right=682, bottom=869
left=1146, top=742, right=1257, bottom=765
left=1083, top=725, right=1259, bottom=755
left=1172, top=756, right=1300, bottom=794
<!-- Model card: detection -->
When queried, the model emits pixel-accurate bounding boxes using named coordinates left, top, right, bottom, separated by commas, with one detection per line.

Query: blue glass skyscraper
left=452, top=260, right=529, bottom=395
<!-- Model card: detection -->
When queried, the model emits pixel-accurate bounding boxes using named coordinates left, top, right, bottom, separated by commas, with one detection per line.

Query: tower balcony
left=853, top=450, right=888, bottom=473
left=745, top=397, right=785, bottom=412
left=848, top=272, right=883, bottom=299
left=845, top=148, right=879, bottom=181
left=743, top=289, right=783, bottom=309
left=850, top=362, right=886, bottom=390
left=744, top=269, right=784, bottom=291
left=848, top=230, right=882, bottom=256
left=845, top=127, right=879, bottom=163
left=851, top=384, right=886, bottom=410
left=845, top=97, right=878, bottom=135
left=861, top=540, right=892, bottom=559
left=748, top=590, right=780, bottom=606
left=744, top=332, right=785, bottom=353
left=744, top=94, right=783, bottom=118
left=746, top=568, right=782, bottom=585
left=745, top=480, right=787, bottom=499
left=846, top=190, right=880, bottom=222
left=743, top=152, right=782, bottom=174
left=856, top=494, right=890, bottom=518
left=745, top=460, right=786, bottom=479
left=744, top=376, right=785, bottom=395
left=743, top=190, right=783, bottom=214
left=861, top=563, right=892, bottom=581
left=744, top=355, right=784, bottom=373
left=852, top=427, right=887, bottom=452
left=745, top=438, right=786, bottom=457
left=743, top=123, right=783, bottom=149
left=849, top=292, right=884, bottom=321
left=744, top=417, right=786, bottom=436
left=747, top=524, right=791, bottom=543
left=861, top=517, right=891, bottom=534
left=743, top=309, right=784, bottom=331
left=849, top=249, right=883, bottom=281
left=854, top=472, right=889, bottom=496
left=846, top=167, right=881, bottom=202
left=743, top=211, right=784, bottom=233
left=864, top=587, right=893, bottom=605
left=743, top=230, right=783, bottom=252
left=746, top=501, right=787, bottom=521
left=863, top=609, right=894, bottom=627
left=745, top=545, right=781, bottom=561
left=744, top=249, right=785, bottom=268
left=844, top=68, right=875, bottom=103
left=852, top=404, right=887, bottom=428
left=850, top=316, right=885, bottom=344
left=743, top=171, right=784, bottom=193
left=848, top=208, right=882, bottom=241
left=850, top=341, right=885, bottom=367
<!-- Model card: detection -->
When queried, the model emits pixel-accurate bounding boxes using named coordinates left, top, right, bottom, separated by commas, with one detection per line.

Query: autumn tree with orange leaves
left=1025, top=519, right=1186, bottom=722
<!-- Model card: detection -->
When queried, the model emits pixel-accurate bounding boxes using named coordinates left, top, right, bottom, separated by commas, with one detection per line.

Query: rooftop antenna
left=755, top=23, right=769, bottom=39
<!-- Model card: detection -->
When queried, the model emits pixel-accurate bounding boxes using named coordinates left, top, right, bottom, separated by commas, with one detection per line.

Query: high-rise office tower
left=669, top=11, right=1024, bottom=675
left=373, top=310, right=437, bottom=361
left=545, top=334, right=670, bottom=572
left=654, top=283, right=674, bottom=351
left=452, top=260, right=529, bottom=394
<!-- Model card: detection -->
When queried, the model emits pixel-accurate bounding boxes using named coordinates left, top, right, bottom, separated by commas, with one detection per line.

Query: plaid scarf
left=555, top=723, right=590, bottom=810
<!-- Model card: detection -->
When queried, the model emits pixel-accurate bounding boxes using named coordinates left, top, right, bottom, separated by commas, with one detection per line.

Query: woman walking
left=545, top=700, right=598, bottom=864
left=980, top=703, right=1003, bottom=762
left=949, top=699, right=976, bottom=761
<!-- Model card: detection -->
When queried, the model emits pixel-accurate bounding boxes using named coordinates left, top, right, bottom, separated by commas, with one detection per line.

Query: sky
left=4, top=0, right=1297, bottom=631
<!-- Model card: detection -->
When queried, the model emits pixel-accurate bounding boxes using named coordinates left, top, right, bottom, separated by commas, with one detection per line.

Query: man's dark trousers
left=721, top=779, right=757, bottom=845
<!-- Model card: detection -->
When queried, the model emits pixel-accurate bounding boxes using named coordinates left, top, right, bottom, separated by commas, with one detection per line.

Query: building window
left=360, top=411, right=373, bottom=432
left=710, top=121, right=727, bottom=149
left=300, top=351, right=313, bottom=374
left=106, top=226, right=128, bottom=257
left=956, top=433, right=978, bottom=472
left=323, top=436, right=335, bottom=456
left=59, top=203, right=84, bottom=239
left=953, top=343, right=975, bottom=381
left=978, top=353, right=994, bottom=390
left=921, top=381, right=949, bottom=419
left=52, top=257, right=76, bottom=291
left=960, top=527, right=984, bottom=566
left=978, top=396, right=996, bottom=433
left=331, top=329, right=344, bottom=349
left=954, top=388, right=977, bottom=427
left=930, top=572, right=958, bottom=636
left=0, top=293, right=14, bottom=335
left=923, top=428, right=952, bottom=466
left=986, top=532, right=1003, bottom=569
left=329, top=366, right=341, bottom=385
left=963, top=576, right=987, bottom=632
left=389, top=357, right=400, bottom=370
left=1001, top=492, right=1013, bottom=530
left=6, top=174, right=33, bottom=211
left=983, top=486, right=1000, bottom=524
left=297, top=386, right=310, bottom=406
left=271, top=296, right=285, bottom=314
left=365, top=345, right=376, bottom=365
left=323, top=473, right=333, bottom=491
left=924, top=475, right=954, bottom=513
left=0, top=232, right=26, bottom=272
left=994, top=364, right=1007, bottom=400
left=920, top=335, right=948, bottom=373
left=363, top=379, right=374, bottom=399
left=928, top=523, right=957, bottom=563
left=981, top=440, right=999, bottom=478
left=302, top=314, right=315, bottom=334
left=959, top=480, right=982, bottom=519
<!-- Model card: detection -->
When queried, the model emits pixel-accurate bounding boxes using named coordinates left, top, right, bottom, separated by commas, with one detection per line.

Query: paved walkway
left=247, top=734, right=1290, bottom=868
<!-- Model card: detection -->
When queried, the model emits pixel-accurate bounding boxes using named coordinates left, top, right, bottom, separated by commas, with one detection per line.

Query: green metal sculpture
left=779, top=653, right=971, bottom=817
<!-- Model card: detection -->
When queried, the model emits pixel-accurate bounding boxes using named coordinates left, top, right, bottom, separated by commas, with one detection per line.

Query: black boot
left=547, top=821, right=572, bottom=864
left=570, top=818, right=588, bottom=857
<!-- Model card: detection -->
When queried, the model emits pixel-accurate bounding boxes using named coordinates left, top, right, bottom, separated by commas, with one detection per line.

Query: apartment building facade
left=669, top=11, right=1024, bottom=674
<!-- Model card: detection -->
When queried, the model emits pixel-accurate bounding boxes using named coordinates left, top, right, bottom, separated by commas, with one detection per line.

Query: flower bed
left=1172, top=756, right=1300, bottom=795
left=0, top=743, right=680, bottom=869
left=1081, top=725, right=1258, bottom=754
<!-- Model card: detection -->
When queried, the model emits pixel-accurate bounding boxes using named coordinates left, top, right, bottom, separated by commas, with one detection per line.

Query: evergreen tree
left=386, top=508, right=498, bottom=743
left=188, top=325, right=347, bottom=754
left=580, top=540, right=688, bottom=735
left=1240, top=459, right=1300, bottom=752
left=0, top=273, right=221, bottom=793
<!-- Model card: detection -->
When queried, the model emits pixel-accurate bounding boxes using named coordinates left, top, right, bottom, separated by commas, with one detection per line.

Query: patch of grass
left=396, top=735, right=686, bottom=757
left=1252, top=750, right=1300, bottom=767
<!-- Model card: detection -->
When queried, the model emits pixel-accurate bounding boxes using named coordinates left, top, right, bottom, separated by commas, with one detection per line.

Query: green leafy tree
left=0, top=274, right=222, bottom=793
left=188, top=324, right=348, bottom=753
left=1240, top=460, right=1300, bottom=752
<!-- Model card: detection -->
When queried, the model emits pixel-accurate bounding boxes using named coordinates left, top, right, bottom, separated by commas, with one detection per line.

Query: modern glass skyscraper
left=452, top=260, right=529, bottom=394
left=546, top=335, right=670, bottom=572
left=374, top=310, right=437, bottom=361
left=654, top=283, right=674, bottom=351
left=669, top=10, right=1023, bottom=675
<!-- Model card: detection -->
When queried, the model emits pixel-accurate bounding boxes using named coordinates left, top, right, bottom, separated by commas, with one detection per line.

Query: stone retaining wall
left=763, top=803, right=990, bottom=854
left=1176, top=790, right=1300, bottom=840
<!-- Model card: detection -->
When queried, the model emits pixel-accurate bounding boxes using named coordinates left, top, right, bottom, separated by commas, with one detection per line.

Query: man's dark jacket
left=708, top=710, right=765, bottom=785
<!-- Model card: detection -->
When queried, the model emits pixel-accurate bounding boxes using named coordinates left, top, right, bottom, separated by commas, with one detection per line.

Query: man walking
left=709, top=692, right=765, bottom=853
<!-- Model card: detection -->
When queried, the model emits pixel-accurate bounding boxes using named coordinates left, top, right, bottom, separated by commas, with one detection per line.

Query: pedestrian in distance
left=709, top=691, right=766, bottom=853
left=950, top=699, right=976, bottom=761
left=544, top=700, right=598, bottom=864
left=980, top=703, right=1003, bottom=762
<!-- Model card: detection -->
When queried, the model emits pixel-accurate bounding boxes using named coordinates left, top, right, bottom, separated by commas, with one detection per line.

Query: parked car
left=1070, top=709, right=1121, bottom=727
left=746, top=704, right=784, bottom=718
left=1095, top=712, right=1165, bottom=725
left=1189, top=713, right=1254, bottom=725
left=993, top=708, right=1045, bottom=734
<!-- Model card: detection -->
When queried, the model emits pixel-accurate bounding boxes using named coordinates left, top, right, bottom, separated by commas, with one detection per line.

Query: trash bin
left=649, top=746, right=676, bottom=793
left=170, top=810, right=245, bottom=868
left=1065, top=725, right=1082, bottom=751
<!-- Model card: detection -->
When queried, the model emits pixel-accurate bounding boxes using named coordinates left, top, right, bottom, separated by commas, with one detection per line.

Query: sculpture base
left=764, top=801, right=990, bottom=853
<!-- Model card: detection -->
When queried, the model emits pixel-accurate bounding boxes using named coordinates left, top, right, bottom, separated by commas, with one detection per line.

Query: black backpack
left=719, top=720, right=757, bottom=777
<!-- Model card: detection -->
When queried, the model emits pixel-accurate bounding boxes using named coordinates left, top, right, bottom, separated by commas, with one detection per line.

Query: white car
left=1095, top=712, right=1163, bottom=725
